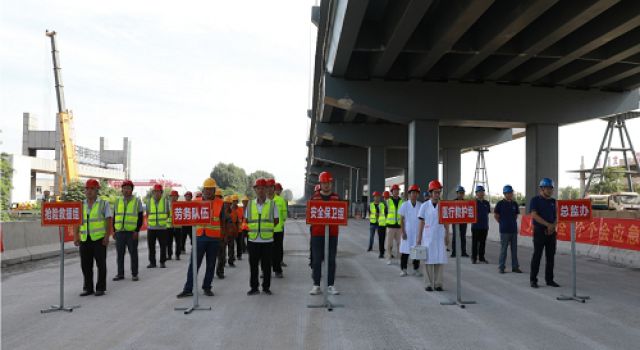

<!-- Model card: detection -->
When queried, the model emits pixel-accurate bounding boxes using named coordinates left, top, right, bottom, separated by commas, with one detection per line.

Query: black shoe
left=378, top=255, right=384, bottom=259
left=79, top=291, right=94, bottom=297
left=425, top=287, right=434, bottom=292
left=263, top=289, right=272, bottom=295
left=177, top=291, right=193, bottom=298
left=94, top=291, right=105, bottom=296
left=203, top=289, right=214, bottom=296
left=461, top=253, right=469, bottom=257
left=132, top=276, right=139, bottom=281
left=160, top=263, right=166, bottom=268
left=367, top=248, right=372, bottom=252
left=275, top=272, right=283, bottom=278
left=237, top=256, right=242, bottom=260
left=112, top=275, right=124, bottom=281
left=512, top=268, right=523, bottom=273
left=247, top=289, right=260, bottom=296
left=499, top=269, right=505, bottom=274
left=147, top=264, right=157, bottom=268
left=480, top=259, right=489, bottom=264
left=530, top=281, right=539, bottom=289
left=167, top=256, right=172, bottom=260
left=281, top=262, right=287, bottom=267
left=435, top=287, right=443, bottom=291
left=471, top=260, right=477, bottom=264
left=217, top=274, right=225, bottom=279
left=176, top=256, right=181, bottom=261
left=546, top=281, right=560, bottom=287
left=228, top=262, right=236, bottom=268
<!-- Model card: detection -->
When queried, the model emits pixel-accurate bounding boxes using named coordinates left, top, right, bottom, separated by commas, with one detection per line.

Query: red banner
left=439, top=200, right=478, bottom=224
left=520, top=215, right=640, bottom=251
left=306, top=200, right=349, bottom=226
left=557, top=199, right=592, bottom=222
left=171, top=201, right=213, bottom=226
left=41, top=202, right=83, bottom=226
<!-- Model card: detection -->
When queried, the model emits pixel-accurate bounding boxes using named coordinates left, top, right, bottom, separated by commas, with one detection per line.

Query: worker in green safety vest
left=367, top=191, right=386, bottom=259
left=146, top=184, right=169, bottom=268
left=74, top=178, right=113, bottom=297
left=268, top=179, right=288, bottom=278
left=112, top=179, right=144, bottom=282
left=384, top=184, right=404, bottom=265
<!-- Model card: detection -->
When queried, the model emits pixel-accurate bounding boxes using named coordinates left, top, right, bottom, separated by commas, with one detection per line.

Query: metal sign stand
left=441, top=224, right=476, bottom=308
left=308, top=226, right=343, bottom=311
left=41, top=226, right=80, bottom=313
left=175, top=227, right=211, bottom=314
left=557, top=223, right=590, bottom=303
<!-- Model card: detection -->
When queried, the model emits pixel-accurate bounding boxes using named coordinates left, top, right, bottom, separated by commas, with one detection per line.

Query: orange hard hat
left=254, top=178, right=267, bottom=187
left=318, top=171, right=333, bottom=183
left=428, top=180, right=443, bottom=192
left=170, top=190, right=179, bottom=197
left=153, top=184, right=163, bottom=191
left=390, top=184, right=400, bottom=191
left=265, top=178, right=276, bottom=187
left=215, top=188, right=223, bottom=196
left=85, top=179, right=100, bottom=189
left=275, top=183, right=283, bottom=191
left=408, top=184, right=420, bottom=193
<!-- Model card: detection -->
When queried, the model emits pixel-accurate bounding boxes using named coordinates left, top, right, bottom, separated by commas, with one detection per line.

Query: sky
left=1, top=0, right=639, bottom=199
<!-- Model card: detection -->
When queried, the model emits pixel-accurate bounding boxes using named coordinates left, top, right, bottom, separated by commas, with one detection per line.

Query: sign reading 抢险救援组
left=171, top=201, right=214, bottom=226
left=557, top=199, right=592, bottom=222
left=41, top=202, right=83, bottom=226
left=438, top=200, right=478, bottom=224
left=306, top=200, right=349, bottom=226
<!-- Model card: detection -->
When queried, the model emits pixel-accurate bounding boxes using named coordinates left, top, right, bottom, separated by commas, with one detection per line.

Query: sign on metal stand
left=438, top=200, right=477, bottom=308
left=40, top=201, right=82, bottom=313
left=556, top=199, right=592, bottom=303
left=306, top=200, right=348, bottom=311
left=173, top=201, right=214, bottom=314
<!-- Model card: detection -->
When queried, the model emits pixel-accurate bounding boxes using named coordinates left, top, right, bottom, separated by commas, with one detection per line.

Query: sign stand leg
left=175, top=227, right=211, bottom=314
left=557, top=223, right=590, bottom=303
left=441, top=224, right=476, bottom=308
left=41, top=226, right=79, bottom=313
left=308, top=226, right=343, bottom=311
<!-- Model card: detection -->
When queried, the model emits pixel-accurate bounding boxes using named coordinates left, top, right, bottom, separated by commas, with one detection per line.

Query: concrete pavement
left=2, top=219, right=639, bottom=350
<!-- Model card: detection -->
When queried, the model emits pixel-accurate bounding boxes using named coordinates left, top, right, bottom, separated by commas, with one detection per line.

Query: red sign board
left=557, top=199, right=592, bottom=222
left=306, top=200, right=349, bottom=226
left=438, top=200, right=478, bottom=224
left=171, top=201, right=213, bottom=225
left=41, top=202, right=83, bottom=226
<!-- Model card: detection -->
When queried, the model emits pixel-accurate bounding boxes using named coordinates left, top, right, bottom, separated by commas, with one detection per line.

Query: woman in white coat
left=417, top=180, right=450, bottom=292
left=399, top=184, right=422, bottom=277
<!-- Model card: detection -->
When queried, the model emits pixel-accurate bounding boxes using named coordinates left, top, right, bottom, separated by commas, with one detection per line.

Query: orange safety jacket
left=238, top=207, right=249, bottom=231
left=196, top=198, right=223, bottom=238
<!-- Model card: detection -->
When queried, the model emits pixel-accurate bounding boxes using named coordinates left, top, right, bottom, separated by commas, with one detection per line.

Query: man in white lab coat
left=417, top=180, right=450, bottom=292
left=398, top=184, right=422, bottom=277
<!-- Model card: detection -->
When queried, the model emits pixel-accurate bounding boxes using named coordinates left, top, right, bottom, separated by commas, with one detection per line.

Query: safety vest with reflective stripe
left=247, top=199, right=274, bottom=241
left=385, top=198, right=404, bottom=225
left=114, top=196, right=139, bottom=232
left=273, top=195, right=287, bottom=233
left=147, top=197, right=168, bottom=228
left=196, top=199, right=223, bottom=238
left=370, top=202, right=386, bottom=226
left=80, top=199, right=107, bottom=241
left=166, top=200, right=178, bottom=228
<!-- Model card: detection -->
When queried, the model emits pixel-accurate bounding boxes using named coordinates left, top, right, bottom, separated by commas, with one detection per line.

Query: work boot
left=425, top=287, right=433, bottom=292
left=176, top=256, right=181, bottom=261
left=281, top=262, right=287, bottom=267
left=247, top=289, right=260, bottom=296
left=262, top=289, right=272, bottom=295
left=530, top=281, right=539, bottom=289
left=176, top=291, right=193, bottom=298
left=79, top=291, right=94, bottom=297
left=275, top=272, right=283, bottom=278
left=94, top=291, right=105, bottom=296
left=217, top=273, right=225, bottom=279
left=132, top=276, right=139, bottom=281
left=461, top=253, right=469, bottom=257
left=112, top=275, right=124, bottom=281
left=512, top=268, right=523, bottom=273
left=228, top=262, right=236, bottom=268
left=160, top=263, right=166, bottom=268
left=435, top=287, right=443, bottom=292
left=546, top=281, right=560, bottom=287
left=203, top=289, right=214, bottom=296
left=147, top=264, right=157, bottom=268
left=499, top=269, right=505, bottom=274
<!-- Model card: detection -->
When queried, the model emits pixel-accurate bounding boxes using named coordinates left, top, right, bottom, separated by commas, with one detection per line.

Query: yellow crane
left=46, top=30, right=79, bottom=196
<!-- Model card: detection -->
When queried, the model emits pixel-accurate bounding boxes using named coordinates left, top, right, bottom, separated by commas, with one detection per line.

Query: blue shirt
left=495, top=199, right=519, bottom=234
left=471, top=199, right=491, bottom=230
left=529, top=195, right=556, bottom=229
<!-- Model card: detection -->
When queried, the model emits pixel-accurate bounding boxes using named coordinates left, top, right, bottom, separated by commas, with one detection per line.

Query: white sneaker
left=400, top=269, right=408, bottom=277
left=386, top=259, right=392, bottom=265
left=309, top=285, right=322, bottom=295
left=327, top=286, right=340, bottom=295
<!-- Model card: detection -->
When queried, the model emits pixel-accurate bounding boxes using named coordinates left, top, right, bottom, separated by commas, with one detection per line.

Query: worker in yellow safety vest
left=367, top=191, right=387, bottom=258
left=267, top=179, right=287, bottom=278
left=112, top=179, right=143, bottom=282
left=384, top=184, right=404, bottom=265
left=74, top=179, right=113, bottom=296
left=145, top=184, right=169, bottom=268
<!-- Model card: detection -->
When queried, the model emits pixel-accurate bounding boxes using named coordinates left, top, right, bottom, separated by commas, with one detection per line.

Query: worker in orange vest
left=176, top=178, right=224, bottom=298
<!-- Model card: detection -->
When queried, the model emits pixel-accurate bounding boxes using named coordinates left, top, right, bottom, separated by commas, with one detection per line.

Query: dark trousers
left=451, top=223, right=468, bottom=256
left=147, top=229, right=167, bottom=265
left=400, top=253, right=420, bottom=270
left=115, top=231, right=138, bottom=277
left=530, top=227, right=557, bottom=283
left=183, top=239, right=219, bottom=292
left=471, top=228, right=488, bottom=261
left=499, top=233, right=519, bottom=270
left=272, top=231, right=284, bottom=273
left=216, top=238, right=228, bottom=276
left=166, top=228, right=174, bottom=258
left=167, top=228, right=183, bottom=258
left=311, top=235, right=338, bottom=286
left=248, top=241, right=273, bottom=291
left=80, top=239, right=107, bottom=292
left=368, top=224, right=386, bottom=256
left=227, top=236, right=236, bottom=264
left=181, top=226, right=192, bottom=253
left=235, top=232, right=245, bottom=258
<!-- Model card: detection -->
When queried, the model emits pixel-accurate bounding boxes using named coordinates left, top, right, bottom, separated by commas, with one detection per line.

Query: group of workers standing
left=366, top=177, right=560, bottom=291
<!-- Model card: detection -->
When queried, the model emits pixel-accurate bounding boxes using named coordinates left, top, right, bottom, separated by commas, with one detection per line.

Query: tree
left=591, top=166, right=626, bottom=194
left=1, top=153, right=14, bottom=221
left=559, top=186, right=580, bottom=200
left=246, top=170, right=275, bottom=198
left=99, top=180, right=121, bottom=206
left=210, top=163, right=248, bottom=195
left=62, top=180, right=86, bottom=202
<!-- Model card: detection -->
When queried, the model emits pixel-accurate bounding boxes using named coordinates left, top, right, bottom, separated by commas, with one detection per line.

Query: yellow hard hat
left=203, top=178, right=217, bottom=188
left=223, top=195, right=232, bottom=203
left=231, top=194, right=239, bottom=201
left=215, top=188, right=223, bottom=196
left=242, top=195, right=249, bottom=201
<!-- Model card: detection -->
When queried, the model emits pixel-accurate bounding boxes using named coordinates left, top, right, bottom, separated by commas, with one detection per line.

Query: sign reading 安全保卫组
left=438, top=200, right=478, bottom=224
left=306, top=200, right=349, bottom=226
left=171, top=201, right=214, bottom=226
left=41, top=202, right=83, bottom=226
left=557, top=199, right=592, bottom=222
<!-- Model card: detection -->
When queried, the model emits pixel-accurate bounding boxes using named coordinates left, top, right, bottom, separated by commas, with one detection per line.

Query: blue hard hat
left=539, top=178, right=554, bottom=188
left=475, top=185, right=485, bottom=193
left=503, top=185, right=514, bottom=193
left=456, top=185, right=465, bottom=193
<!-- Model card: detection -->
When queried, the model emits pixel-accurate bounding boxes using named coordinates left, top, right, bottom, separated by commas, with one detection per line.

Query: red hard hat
left=265, top=178, right=276, bottom=187
left=390, top=184, right=400, bottom=191
left=195, top=191, right=202, bottom=197
left=184, top=191, right=193, bottom=197
left=383, top=191, right=390, bottom=198
left=170, top=190, right=179, bottom=197
left=408, top=184, right=420, bottom=193
left=318, top=171, right=333, bottom=183
left=85, top=179, right=100, bottom=189
left=428, top=180, right=443, bottom=191
left=254, top=178, right=267, bottom=187
left=121, top=179, right=134, bottom=188
left=153, top=184, right=163, bottom=191
left=275, top=182, right=283, bottom=191
left=314, top=184, right=321, bottom=192
left=372, top=191, right=381, bottom=197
